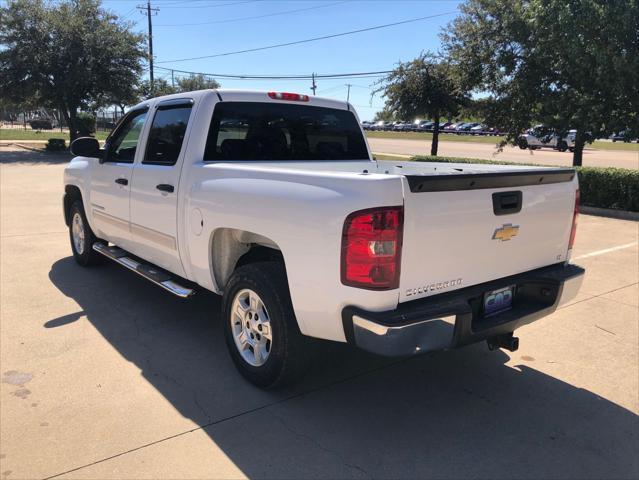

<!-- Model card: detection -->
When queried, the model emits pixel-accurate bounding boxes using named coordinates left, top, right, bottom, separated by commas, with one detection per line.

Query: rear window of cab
left=203, top=102, right=369, bottom=161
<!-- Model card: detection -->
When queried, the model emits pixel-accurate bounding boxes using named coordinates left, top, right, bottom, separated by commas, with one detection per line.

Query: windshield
left=204, top=102, right=369, bottom=161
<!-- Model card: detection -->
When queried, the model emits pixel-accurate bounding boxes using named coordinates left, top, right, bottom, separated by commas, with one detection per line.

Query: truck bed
left=205, top=159, right=577, bottom=303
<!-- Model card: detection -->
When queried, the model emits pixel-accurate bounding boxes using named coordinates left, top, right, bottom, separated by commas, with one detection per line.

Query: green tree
left=135, top=75, right=221, bottom=101
left=377, top=54, right=468, bottom=155
left=0, top=0, right=145, bottom=140
left=373, top=108, right=395, bottom=122
left=176, top=74, right=220, bottom=92
left=137, top=79, right=177, bottom=100
left=443, top=0, right=639, bottom=166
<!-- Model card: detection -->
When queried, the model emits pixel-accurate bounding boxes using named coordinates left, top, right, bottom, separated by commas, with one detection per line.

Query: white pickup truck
left=518, top=126, right=577, bottom=152
left=64, top=90, right=584, bottom=387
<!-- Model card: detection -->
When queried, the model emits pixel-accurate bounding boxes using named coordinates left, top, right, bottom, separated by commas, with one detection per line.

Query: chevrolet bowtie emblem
left=493, top=224, right=520, bottom=241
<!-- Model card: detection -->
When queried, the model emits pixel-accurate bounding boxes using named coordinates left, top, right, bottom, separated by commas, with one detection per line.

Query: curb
left=13, top=143, right=48, bottom=153
left=581, top=206, right=639, bottom=221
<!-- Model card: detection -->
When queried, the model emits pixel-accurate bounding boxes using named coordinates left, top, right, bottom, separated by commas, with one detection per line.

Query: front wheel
left=222, top=262, right=307, bottom=388
left=68, top=200, right=103, bottom=266
left=557, top=140, right=568, bottom=152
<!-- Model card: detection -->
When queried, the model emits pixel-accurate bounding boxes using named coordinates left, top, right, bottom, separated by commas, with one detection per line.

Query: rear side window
left=204, top=102, right=369, bottom=161
left=144, top=103, right=193, bottom=165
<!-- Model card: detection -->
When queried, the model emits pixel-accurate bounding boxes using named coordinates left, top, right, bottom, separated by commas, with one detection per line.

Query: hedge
left=75, top=112, right=96, bottom=136
left=45, top=138, right=66, bottom=151
left=411, top=155, right=639, bottom=212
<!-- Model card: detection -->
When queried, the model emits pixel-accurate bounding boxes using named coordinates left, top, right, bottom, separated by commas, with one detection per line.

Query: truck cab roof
left=133, top=89, right=351, bottom=112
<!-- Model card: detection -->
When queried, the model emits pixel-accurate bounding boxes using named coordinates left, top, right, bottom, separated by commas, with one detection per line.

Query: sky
left=105, top=0, right=461, bottom=120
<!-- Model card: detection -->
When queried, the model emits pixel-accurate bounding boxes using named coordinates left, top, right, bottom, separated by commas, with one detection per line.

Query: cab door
left=129, top=99, right=194, bottom=276
left=89, top=108, right=148, bottom=250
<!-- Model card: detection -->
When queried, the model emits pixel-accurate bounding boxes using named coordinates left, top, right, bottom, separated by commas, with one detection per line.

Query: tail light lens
left=569, top=189, right=580, bottom=249
left=341, top=206, right=403, bottom=290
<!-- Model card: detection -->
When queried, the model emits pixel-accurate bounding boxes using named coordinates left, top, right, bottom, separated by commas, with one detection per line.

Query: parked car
left=518, top=126, right=575, bottom=152
left=403, top=122, right=419, bottom=132
left=457, top=122, right=481, bottom=133
left=453, top=122, right=470, bottom=132
left=64, top=89, right=584, bottom=387
left=417, top=121, right=434, bottom=131
left=610, top=130, right=638, bottom=142
left=29, top=119, right=53, bottom=130
left=484, top=127, right=502, bottom=136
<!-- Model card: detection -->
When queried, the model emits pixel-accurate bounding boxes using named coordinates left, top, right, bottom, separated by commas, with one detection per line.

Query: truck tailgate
left=399, top=169, right=577, bottom=303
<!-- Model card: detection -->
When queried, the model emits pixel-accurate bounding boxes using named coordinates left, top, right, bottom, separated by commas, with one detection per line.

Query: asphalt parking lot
left=1, top=147, right=638, bottom=480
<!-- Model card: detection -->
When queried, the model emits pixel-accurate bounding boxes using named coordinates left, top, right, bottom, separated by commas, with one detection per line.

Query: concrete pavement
left=369, top=137, right=639, bottom=169
left=1, top=148, right=638, bottom=479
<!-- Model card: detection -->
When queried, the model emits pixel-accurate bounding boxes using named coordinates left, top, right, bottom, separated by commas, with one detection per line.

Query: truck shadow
left=47, top=257, right=638, bottom=479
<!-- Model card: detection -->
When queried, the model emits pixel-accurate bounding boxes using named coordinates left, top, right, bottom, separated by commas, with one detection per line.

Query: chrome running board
left=92, top=243, right=195, bottom=298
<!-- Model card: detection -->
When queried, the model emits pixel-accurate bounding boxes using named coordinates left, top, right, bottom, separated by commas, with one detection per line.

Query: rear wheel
left=222, top=262, right=307, bottom=388
left=518, top=138, right=528, bottom=150
left=68, top=201, right=102, bottom=266
left=557, top=140, right=568, bottom=152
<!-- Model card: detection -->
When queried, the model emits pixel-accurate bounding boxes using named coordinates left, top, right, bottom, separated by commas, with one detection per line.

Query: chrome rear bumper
left=343, top=263, right=585, bottom=357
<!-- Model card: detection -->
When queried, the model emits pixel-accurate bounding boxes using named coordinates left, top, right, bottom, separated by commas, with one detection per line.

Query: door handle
left=156, top=184, right=174, bottom=193
left=115, top=178, right=128, bottom=186
left=492, top=191, right=522, bottom=215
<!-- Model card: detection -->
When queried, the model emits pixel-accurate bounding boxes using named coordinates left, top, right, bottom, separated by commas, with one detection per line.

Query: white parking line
left=574, top=242, right=638, bottom=260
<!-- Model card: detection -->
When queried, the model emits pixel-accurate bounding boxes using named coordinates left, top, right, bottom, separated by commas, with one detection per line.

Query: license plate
left=483, top=286, right=514, bottom=317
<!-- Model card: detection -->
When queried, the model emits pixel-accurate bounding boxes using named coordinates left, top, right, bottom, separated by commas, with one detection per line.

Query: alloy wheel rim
left=71, top=212, right=85, bottom=255
left=230, top=288, right=272, bottom=367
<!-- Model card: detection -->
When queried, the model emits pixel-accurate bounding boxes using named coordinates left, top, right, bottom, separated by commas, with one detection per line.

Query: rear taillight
left=569, top=189, right=580, bottom=249
left=267, top=92, right=310, bottom=102
left=341, top=206, right=403, bottom=290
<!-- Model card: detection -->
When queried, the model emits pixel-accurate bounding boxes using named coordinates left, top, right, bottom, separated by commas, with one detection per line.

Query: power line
left=316, top=84, right=347, bottom=95
left=154, top=66, right=392, bottom=80
left=156, top=1, right=346, bottom=26
left=105, top=0, right=253, bottom=4
left=156, top=10, right=457, bottom=64
left=159, top=0, right=264, bottom=9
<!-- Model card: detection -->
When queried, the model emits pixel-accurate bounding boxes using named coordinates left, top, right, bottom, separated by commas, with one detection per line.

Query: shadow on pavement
left=48, top=256, right=639, bottom=479
left=0, top=147, right=71, bottom=164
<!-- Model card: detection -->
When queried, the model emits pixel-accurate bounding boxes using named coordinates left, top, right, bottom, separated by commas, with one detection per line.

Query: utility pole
left=171, top=69, right=175, bottom=88
left=345, top=83, right=352, bottom=103
left=311, top=73, right=317, bottom=96
left=138, top=1, right=159, bottom=95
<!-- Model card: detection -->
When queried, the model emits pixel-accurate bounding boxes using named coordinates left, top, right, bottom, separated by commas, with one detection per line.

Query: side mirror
left=70, top=137, right=101, bottom=158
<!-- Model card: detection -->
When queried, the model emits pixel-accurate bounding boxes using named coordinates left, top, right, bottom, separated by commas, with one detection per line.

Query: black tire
left=518, top=138, right=528, bottom=150
left=68, top=200, right=103, bottom=267
left=557, top=140, right=568, bottom=152
left=222, top=262, right=308, bottom=388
